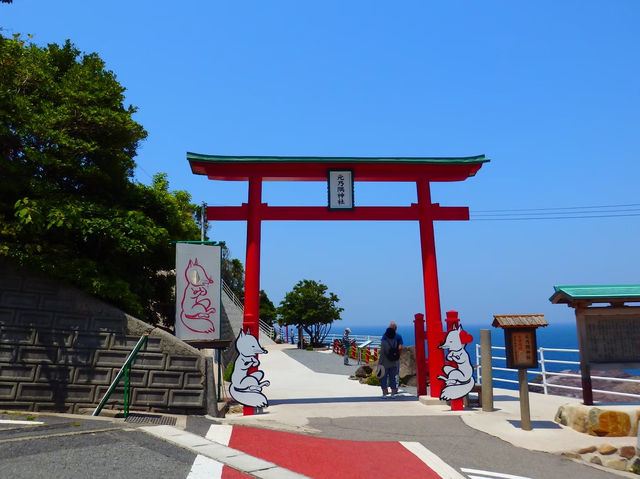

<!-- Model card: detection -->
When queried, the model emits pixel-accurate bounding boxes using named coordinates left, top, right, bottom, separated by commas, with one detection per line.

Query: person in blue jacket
left=379, top=321, right=403, bottom=398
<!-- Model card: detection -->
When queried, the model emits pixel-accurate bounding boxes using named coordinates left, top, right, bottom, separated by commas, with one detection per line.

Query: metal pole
left=201, top=201, right=206, bottom=242
left=518, top=368, right=532, bottom=430
left=480, top=329, right=494, bottom=412
left=216, top=349, right=222, bottom=402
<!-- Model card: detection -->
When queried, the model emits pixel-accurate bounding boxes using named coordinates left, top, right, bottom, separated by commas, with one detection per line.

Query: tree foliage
left=220, top=244, right=245, bottom=303
left=0, top=34, right=200, bottom=324
left=259, top=289, right=276, bottom=326
left=277, top=280, right=343, bottom=347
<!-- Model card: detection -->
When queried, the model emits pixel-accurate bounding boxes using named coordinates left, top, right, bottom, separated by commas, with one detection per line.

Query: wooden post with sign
left=492, top=314, right=548, bottom=431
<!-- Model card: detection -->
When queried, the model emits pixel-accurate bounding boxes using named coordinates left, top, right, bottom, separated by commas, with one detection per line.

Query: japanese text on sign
left=511, top=331, right=534, bottom=366
left=328, top=170, right=354, bottom=210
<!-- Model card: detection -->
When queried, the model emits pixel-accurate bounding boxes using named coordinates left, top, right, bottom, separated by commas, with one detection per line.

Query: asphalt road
left=0, top=348, right=627, bottom=479
left=0, top=413, right=195, bottom=479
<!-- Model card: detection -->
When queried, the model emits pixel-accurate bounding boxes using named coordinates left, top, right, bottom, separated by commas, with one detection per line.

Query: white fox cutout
left=179, top=258, right=216, bottom=334
left=437, top=325, right=475, bottom=401
left=229, top=330, right=270, bottom=408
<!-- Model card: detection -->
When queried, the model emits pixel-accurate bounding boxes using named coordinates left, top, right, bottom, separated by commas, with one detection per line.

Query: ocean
left=344, top=321, right=581, bottom=391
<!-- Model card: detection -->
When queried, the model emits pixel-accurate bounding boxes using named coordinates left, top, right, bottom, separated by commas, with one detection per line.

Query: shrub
left=365, top=374, right=380, bottom=386
left=223, top=361, right=234, bottom=382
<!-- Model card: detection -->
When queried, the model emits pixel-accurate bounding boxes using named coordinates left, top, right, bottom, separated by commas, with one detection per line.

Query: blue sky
left=3, top=1, right=639, bottom=330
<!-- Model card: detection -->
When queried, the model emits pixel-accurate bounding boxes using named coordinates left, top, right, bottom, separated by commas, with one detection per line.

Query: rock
left=577, top=446, right=597, bottom=454
left=554, top=406, right=568, bottom=426
left=599, top=444, right=618, bottom=455
left=554, top=405, right=588, bottom=433
left=399, top=345, right=416, bottom=378
left=605, top=459, right=628, bottom=471
left=590, top=456, right=603, bottom=465
left=561, top=452, right=580, bottom=459
left=354, top=365, right=372, bottom=378
left=590, top=411, right=632, bottom=437
left=620, top=446, right=637, bottom=459
left=629, top=457, right=640, bottom=474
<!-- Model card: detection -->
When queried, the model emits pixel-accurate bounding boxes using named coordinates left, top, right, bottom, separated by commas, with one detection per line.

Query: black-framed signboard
left=504, top=328, right=538, bottom=369
left=327, top=169, right=354, bottom=210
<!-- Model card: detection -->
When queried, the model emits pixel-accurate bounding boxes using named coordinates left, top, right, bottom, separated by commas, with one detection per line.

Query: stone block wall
left=0, top=259, right=210, bottom=414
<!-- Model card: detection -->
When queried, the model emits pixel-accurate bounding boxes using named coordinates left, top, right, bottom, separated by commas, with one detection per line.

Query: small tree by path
left=277, top=279, right=343, bottom=347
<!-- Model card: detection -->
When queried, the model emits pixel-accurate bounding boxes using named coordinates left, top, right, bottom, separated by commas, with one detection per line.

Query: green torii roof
left=549, top=285, right=640, bottom=305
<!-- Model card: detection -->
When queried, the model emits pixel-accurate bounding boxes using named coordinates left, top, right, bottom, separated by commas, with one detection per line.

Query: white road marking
left=400, top=441, right=466, bottom=479
left=0, top=419, right=44, bottom=425
left=186, top=454, right=223, bottom=479
left=205, top=424, right=233, bottom=446
left=461, top=467, right=533, bottom=479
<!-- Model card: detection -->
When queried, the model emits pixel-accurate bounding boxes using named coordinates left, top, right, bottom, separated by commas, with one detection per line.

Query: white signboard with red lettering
left=175, top=243, right=221, bottom=340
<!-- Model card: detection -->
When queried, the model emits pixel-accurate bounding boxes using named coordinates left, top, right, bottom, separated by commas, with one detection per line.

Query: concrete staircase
left=221, top=282, right=274, bottom=346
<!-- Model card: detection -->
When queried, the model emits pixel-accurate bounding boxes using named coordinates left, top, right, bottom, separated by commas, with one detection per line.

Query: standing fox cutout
left=229, top=330, right=270, bottom=408
left=437, top=325, right=475, bottom=401
left=179, top=258, right=216, bottom=334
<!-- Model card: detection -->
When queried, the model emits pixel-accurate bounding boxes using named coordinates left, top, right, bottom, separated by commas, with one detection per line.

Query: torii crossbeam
left=188, top=153, right=489, bottom=413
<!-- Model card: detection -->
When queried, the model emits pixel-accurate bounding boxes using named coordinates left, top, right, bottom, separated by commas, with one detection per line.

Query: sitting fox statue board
left=437, top=325, right=475, bottom=401
left=229, top=330, right=270, bottom=408
left=179, top=258, right=217, bottom=334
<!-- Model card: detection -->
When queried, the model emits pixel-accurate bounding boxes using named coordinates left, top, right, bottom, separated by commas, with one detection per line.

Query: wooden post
left=416, top=179, right=444, bottom=398
left=480, top=329, right=494, bottom=412
left=413, top=313, right=428, bottom=396
left=518, top=368, right=532, bottom=430
left=575, top=307, right=593, bottom=405
left=243, top=176, right=262, bottom=416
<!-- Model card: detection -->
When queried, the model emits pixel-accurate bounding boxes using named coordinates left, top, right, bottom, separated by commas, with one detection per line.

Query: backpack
left=386, top=338, right=400, bottom=361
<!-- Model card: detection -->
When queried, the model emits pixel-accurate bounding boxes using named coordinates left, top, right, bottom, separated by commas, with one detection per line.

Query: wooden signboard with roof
left=550, top=285, right=640, bottom=405
left=492, top=314, right=548, bottom=370
left=492, top=314, right=548, bottom=430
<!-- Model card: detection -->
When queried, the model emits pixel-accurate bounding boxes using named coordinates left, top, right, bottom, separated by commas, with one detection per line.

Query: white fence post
left=539, top=347, right=548, bottom=395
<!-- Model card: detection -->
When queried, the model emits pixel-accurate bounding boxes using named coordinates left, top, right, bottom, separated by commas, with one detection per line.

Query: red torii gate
left=188, top=153, right=489, bottom=413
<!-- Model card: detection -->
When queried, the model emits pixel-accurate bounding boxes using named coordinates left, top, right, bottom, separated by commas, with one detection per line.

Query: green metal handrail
left=93, top=334, right=148, bottom=418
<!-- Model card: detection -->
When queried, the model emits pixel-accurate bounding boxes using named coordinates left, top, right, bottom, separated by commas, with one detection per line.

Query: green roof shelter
left=550, top=284, right=640, bottom=405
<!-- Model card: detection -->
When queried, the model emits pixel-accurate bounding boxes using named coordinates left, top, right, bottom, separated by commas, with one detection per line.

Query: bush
left=365, top=374, right=380, bottom=386
left=305, top=345, right=314, bottom=351
left=223, top=361, right=234, bottom=382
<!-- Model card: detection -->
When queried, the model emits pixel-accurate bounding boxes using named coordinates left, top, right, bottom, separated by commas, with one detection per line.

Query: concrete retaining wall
left=0, top=259, right=210, bottom=414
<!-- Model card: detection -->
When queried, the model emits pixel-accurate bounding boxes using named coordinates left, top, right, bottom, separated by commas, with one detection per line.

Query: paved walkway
left=133, top=342, right=630, bottom=478
left=220, top=344, right=634, bottom=454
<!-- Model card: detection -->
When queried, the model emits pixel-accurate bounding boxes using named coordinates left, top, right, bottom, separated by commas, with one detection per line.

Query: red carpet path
left=224, top=425, right=441, bottom=478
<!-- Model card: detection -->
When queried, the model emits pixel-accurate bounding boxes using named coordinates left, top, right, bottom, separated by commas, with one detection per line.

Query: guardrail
left=476, top=344, right=640, bottom=400
left=93, top=334, right=148, bottom=418
left=324, top=333, right=381, bottom=349
left=222, top=281, right=274, bottom=339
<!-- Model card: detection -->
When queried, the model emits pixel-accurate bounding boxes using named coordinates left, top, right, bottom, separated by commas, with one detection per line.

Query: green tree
left=259, top=289, right=276, bottom=326
left=220, top=245, right=245, bottom=303
left=277, top=279, right=343, bottom=347
left=0, top=34, right=200, bottom=325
